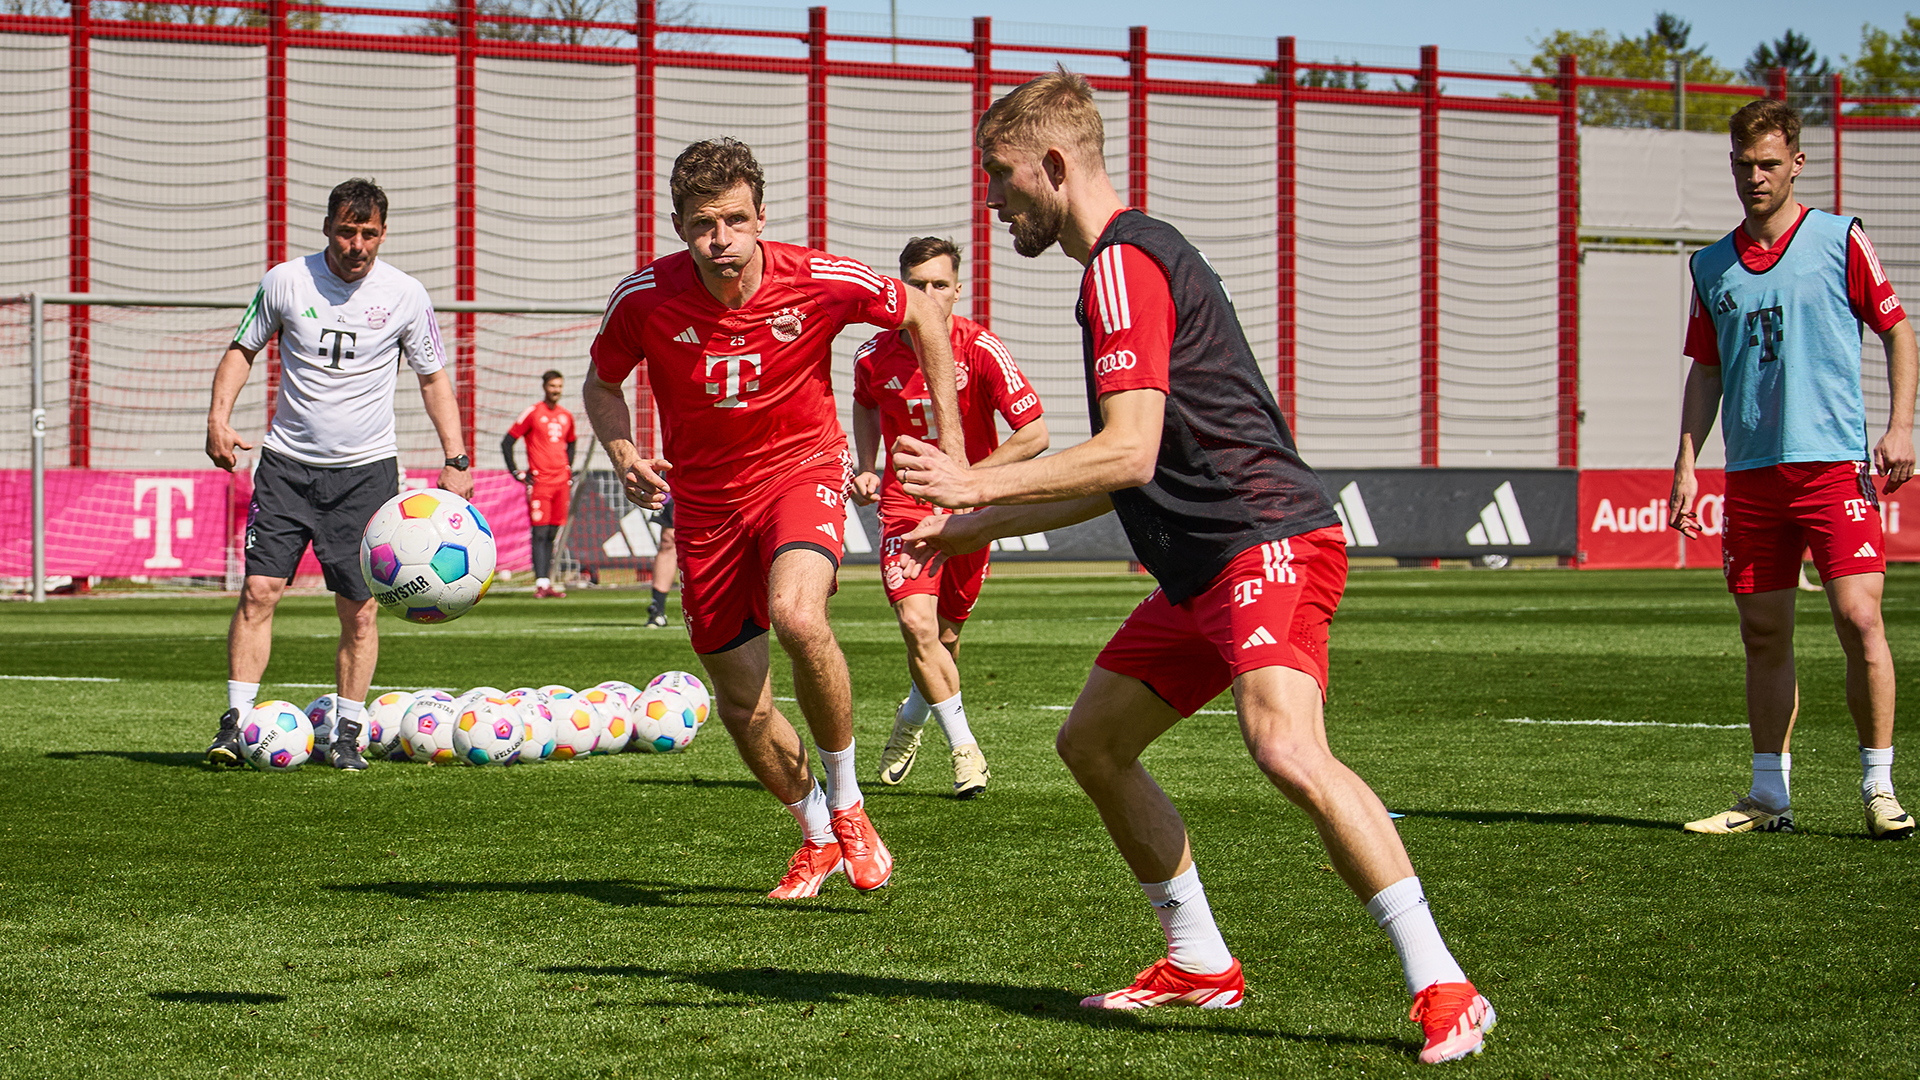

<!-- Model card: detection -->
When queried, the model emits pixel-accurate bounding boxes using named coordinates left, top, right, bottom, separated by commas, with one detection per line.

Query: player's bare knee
left=895, top=606, right=939, bottom=649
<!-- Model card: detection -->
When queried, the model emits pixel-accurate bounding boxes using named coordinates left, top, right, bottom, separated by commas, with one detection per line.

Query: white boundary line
left=0, top=674, right=120, bottom=682
left=1500, top=716, right=1747, bottom=730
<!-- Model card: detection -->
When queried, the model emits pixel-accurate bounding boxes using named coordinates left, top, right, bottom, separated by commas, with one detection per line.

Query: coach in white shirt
left=202, top=178, right=473, bottom=771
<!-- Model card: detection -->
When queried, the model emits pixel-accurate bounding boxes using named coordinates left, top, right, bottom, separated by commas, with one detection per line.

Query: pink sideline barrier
left=1, top=468, right=532, bottom=579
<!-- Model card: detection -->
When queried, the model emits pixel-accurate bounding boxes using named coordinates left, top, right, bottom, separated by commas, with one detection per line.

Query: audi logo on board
left=1094, top=349, right=1137, bottom=376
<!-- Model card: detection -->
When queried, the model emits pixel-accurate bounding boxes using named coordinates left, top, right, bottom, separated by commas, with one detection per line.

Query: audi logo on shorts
left=1094, top=350, right=1138, bottom=376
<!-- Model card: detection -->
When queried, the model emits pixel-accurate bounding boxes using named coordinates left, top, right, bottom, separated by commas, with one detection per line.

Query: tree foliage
left=1846, top=15, right=1920, bottom=116
left=1744, top=29, right=1833, bottom=123
left=411, top=0, right=698, bottom=46
left=100, top=1, right=337, bottom=29
left=1514, top=13, right=1743, bottom=130
left=1256, top=57, right=1370, bottom=90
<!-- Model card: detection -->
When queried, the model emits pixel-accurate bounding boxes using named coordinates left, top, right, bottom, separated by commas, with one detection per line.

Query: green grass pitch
left=2, top=567, right=1917, bottom=1077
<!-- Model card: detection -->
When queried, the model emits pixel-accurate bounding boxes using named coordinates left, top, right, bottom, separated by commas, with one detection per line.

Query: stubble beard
left=1009, top=191, right=1067, bottom=259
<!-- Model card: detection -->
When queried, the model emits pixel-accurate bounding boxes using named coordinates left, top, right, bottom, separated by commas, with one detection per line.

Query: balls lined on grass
left=364, top=690, right=416, bottom=758
left=242, top=700, right=313, bottom=772
left=453, top=693, right=525, bottom=766
left=546, top=690, right=596, bottom=761
left=359, top=489, right=497, bottom=624
left=633, top=683, right=700, bottom=753
left=646, top=670, right=711, bottom=727
left=577, top=686, right=631, bottom=755
left=397, top=689, right=458, bottom=764
left=506, top=688, right=554, bottom=763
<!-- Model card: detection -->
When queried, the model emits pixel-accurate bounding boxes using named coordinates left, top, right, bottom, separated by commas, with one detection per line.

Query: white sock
left=1862, top=745, right=1895, bottom=798
left=227, top=680, right=259, bottom=714
left=1750, top=752, right=1792, bottom=811
left=1366, top=876, right=1468, bottom=996
left=930, top=693, right=975, bottom=749
left=337, top=698, right=365, bottom=728
left=536, top=577, right=551, bottom=588
left=1140, top=864, right=1234, bottom=975
left=898, top=683, right=930, bottom=726
left=783, top=781, right=835, bottom=845
left=818, top=742, right=862, bottom=812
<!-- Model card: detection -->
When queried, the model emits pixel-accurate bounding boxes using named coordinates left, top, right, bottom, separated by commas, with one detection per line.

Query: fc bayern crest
left=365, top=306, right=391, bottom=330
left=768, top=309, right=805, bottom=342
left=954, top=359, right=969, bottom=390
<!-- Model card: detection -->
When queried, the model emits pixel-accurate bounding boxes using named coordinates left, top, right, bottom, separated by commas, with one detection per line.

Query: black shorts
left=245, top=448, right=399, bottom=601
left=651, top=495, right=675, bottom=530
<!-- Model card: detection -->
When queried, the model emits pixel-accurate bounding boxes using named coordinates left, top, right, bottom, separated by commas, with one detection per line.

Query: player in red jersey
left=503, top=369, right=576, bottom=598
left=850, top=236, right=1048, bottom=798
left=892, top=71, right=1494, bottom=1063
left=583, top=138, right=966, bottom=900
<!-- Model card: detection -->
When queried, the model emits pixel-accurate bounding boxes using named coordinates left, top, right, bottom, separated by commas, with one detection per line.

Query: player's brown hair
left=670, top=138, right=765, bottom=216
left=326, top=178, right=387, bottom=226
left=1730, top=99, right=1802, bottom=151
left=975, top=65, right=1107, bottom=170
left=540, top=369, right=564, bottom=383
left=898, top=236, right=962, bottom=279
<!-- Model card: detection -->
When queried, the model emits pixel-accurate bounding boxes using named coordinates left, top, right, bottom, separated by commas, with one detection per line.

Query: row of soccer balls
left=238, top=671, right=712, bottom=771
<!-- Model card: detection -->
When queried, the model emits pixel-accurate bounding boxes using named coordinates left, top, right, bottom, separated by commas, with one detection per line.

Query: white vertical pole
left=29, top=292, right=46, bottom=603
left=890, top=0, right=897, bottom=63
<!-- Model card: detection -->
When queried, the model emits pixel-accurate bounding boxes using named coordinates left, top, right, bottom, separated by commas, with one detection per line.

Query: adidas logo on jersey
left=1241, top=626, right=1278, bottom=651
left=301, top=306, right=317, bottom=318
left=817, top=522, right=838, bottom=542
left=1856, top=541, right=1878, bottom=558
left=884, top=377, right=904, bottom=390
left=675, top=327, right=700, bottom=344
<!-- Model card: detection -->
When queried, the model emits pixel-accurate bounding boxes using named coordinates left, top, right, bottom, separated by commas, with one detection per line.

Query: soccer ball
left=632, top=684, right=700, bottom=753
left=453, top=693, right=525, bottom=766
left=453, top=686, right=507, bottom=717
left=506, top=687, right=555, bottom=763
left=597, top=680, right=647, bottom=752
left=646, top=670, right=711, bottom=727
left=359, top=489, right=497, bottom=624
left=305, top=693, right=370, bottom=756
left=545, top=689, right=597, bottom=761
left=241, top=700, right=313, bottom=772
left=577, top=685, right=631, bottom=755
left=398, top=689, right=459, bottom=764
left=364, top=690, right=416, bottom=758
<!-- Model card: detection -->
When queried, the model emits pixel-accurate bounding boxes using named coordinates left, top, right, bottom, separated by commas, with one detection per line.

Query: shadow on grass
left=44, top=750, right=206, bottom=769
left=540, top=964, right=1408, bottom=1049
left=326, top=878, right=867, bottom=914
left=624, top=777, right=764, bottom=790
left=149, top=990, right=287, bottom=1005
left=1396, top=808, right=1676, bottom=832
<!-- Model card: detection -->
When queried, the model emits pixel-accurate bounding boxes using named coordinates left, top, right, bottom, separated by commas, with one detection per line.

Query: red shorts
left=1095, top=526, right=1347, bottom=717
left=881, top=509, right=990, bottom=623
left=1723, top=461, right=1885, bottom=593
left=677, top=458, right=848, bottom=654
left=528, top=481, right=569, bottom=527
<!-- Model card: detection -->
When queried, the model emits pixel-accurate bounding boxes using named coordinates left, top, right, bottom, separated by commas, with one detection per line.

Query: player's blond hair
left=975, top=66, right=1107, bottom=171
left=1730, top=99, right=1802, bottom=152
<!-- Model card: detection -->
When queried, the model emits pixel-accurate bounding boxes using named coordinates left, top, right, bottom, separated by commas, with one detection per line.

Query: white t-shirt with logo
left=233, top=252, right=445, bottom=468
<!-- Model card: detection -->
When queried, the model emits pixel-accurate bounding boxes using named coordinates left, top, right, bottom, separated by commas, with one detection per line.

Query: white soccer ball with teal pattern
left=359, top=489, right=497, bottom=624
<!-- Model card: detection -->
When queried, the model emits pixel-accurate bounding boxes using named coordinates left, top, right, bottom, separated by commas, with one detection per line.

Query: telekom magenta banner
left=0, top=469, right=243, bottom=576
left=2, top=468, right=532, bottom=580
left=1579, top=469, right=1917, bottom=569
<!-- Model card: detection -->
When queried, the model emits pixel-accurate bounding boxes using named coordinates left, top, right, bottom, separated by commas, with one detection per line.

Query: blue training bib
left=1690, top=208, right=1868, bottom=471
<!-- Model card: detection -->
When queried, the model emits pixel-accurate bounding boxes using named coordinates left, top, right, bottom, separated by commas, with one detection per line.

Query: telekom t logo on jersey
left=1845, top=497, right=1873, bottom=522
left=704, top=354, right=761, bottom=408
left=132, top=478, right=195, bottom=569
left=905, top=397, right=940, bottom=439
left=1233, top=580, right=1263, bottom=608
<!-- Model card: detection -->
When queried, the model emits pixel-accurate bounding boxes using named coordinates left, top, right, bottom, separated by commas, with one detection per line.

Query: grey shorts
left=245, top=449, right=399, bottom=601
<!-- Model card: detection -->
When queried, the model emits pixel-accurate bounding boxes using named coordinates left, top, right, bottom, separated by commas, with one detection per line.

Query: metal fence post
left=30, top=292, right=46, bottom=603
left=1128, top=26, right=1147, bottom=210
left=1557, top=54, right=1581, bottom=470
left=455, top=0, right=478, bottom=454
left=970, top=16, right=992, bottom=327
left=1418, top=45, right=1439, bottom=466
left=807, top=7, right=827, bottom=251
left=1275, top=35, right=1296, bottom=430
left=68, top=0, right=91, bottom=468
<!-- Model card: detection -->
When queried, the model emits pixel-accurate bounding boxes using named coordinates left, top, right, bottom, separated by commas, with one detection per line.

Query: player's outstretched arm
left=582, top=372, right=671, bottom=510
left=899, top=287, right=966, bottom=463
left=895, top=493, right=1114, bottom=580
left=1875, top=318, right=1917, bottom=493
left=896, top=387, right=1163, bottom=509
left=974, top=416, right=1049, bottom=469
left=205, top=342, right=259, bottom=472
left=1669, top=361, right=1723, bottom=537
left=418, top=368, right=474, bottom=498
left=849, top=400, right=882, bottom=505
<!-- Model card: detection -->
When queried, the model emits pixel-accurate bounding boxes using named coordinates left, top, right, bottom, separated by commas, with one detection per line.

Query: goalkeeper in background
left=504, top=369, right=577, bottom=598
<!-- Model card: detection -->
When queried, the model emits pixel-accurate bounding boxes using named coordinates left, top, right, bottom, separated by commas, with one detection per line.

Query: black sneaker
left=646, top=610, right=669, bottom=628
left=327, top=719, right=369, bottom=771
left=207, top=708, right=246, bottom=767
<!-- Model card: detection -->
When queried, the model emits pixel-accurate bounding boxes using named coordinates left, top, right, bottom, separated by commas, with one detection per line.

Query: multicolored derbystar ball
left=241, top=700, right=313, bottom=772
left=359, top=488, right=497, bottom=624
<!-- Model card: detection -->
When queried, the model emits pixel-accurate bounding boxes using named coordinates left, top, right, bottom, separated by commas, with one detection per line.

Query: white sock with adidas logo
left=1367, top=876, right=1468, bottom=996
left=1141, top=864, right=1234, bottom=975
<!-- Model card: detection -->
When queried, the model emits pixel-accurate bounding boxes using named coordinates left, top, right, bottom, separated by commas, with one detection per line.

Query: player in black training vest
left=892, top=68, right=1495, bottom=1064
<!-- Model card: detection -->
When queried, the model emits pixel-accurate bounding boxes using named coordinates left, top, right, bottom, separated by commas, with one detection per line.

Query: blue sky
left=753, top=0, right=1915, bottom=73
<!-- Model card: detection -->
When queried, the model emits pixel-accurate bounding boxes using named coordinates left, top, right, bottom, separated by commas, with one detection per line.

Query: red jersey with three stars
left=591, top=242, right=907, bottom=511
left=853, top=315, right=1044, bottom=521
left=506, top=400, right=575, bottom=483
